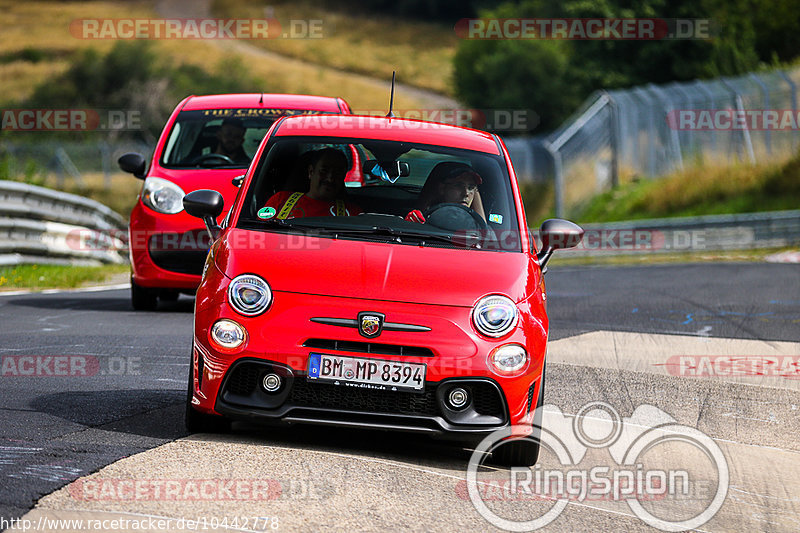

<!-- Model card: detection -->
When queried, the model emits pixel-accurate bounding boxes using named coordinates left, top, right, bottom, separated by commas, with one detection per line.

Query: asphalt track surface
left=1, top=262, right=798, bottom=531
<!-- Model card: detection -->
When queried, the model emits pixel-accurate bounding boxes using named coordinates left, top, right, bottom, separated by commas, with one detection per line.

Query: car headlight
left=489, top=344, right=528, bottom=374
left=141, top=177, right=185, bottom=214
left=228, top=274, right=272, bottom=316
left=472, top=294, right=518, bottom=338
left=209, top=319, right=247, bottom=352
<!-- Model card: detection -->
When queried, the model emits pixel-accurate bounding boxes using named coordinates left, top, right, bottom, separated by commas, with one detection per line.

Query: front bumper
left=190, top=286, right=546, bottom=440
left=213, top=358, right=510, bottom=440
left=129, top=202, right=211, bottom=289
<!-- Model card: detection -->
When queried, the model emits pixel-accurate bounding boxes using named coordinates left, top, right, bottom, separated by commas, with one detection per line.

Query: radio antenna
left=386, top=71, right=396, bottom=118
left=259, top=93, right=264, bottom=104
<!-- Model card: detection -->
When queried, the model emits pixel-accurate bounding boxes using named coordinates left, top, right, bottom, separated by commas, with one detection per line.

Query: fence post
left=100, top=141, right=112, bottom=190
left=631, top=88, right=657, bottom=177
left=647, top=84, right=683, bottom=172
left=778, top=70, right=798, bottom=152
left=605, top=91, right=620, bottom=188
left=543, top=141, right=564, bottom=218
left=721, top=78, right=756, bottom=164
left=749, top=73, right=771, bottom=155
left=693, top=80, right=717, bottom=155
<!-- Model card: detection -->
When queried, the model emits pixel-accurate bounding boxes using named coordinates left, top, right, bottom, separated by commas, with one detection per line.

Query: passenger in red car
left=264, top=148, right=363, bottom=218
left=406, top=162, right=485, bottom=223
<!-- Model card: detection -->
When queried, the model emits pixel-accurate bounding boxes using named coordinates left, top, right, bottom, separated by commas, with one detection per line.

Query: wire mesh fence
left=505, top=66, right=800, bottom=218
left=1, top=140, right=154, bottom=189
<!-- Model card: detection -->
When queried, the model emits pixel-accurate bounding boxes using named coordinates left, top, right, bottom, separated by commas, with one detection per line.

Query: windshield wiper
left=316, top=226, right=458, bottom=246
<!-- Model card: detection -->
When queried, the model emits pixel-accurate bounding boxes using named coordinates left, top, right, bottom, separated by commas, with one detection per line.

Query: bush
left=25, top=41, right=268, bottom=142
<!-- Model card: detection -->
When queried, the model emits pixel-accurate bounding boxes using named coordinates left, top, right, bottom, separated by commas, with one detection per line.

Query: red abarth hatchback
left=118, top=93, right=355, bottom=310
left=183, top=114, right=583, bottom=465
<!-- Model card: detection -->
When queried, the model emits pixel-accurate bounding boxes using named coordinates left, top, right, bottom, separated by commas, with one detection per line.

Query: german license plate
left=307, top=353, right=425, bottom=392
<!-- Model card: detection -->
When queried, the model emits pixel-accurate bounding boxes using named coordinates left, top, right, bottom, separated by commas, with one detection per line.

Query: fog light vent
left=262, top=373, right=282, bottom=393
left=447, top=387, right=470, bottom=410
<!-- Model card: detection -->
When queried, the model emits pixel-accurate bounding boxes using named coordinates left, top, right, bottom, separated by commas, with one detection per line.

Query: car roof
left=181, top=94, right=346, bottom=113
left=273, top=115, right=500, bottom=154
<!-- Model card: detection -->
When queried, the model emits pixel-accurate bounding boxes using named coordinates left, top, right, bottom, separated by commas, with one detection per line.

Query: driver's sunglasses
left=444, top=180, right=478, bottom=193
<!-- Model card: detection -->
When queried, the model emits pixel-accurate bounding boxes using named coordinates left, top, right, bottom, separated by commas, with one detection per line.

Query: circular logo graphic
left=465, top=406, right=729, bottom=532
left=573, top=401, right=622, bottom=448
left=257, top=207, right=276, bottom=219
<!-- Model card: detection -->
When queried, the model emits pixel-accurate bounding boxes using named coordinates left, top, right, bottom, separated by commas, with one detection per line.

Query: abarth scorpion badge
left=358, top=312, right=385, bottom=338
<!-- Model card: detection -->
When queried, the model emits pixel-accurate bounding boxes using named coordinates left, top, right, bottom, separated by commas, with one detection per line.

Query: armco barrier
left=550, top=210, right=800, bottom=255
left=0, top=181, right=128, bottom=266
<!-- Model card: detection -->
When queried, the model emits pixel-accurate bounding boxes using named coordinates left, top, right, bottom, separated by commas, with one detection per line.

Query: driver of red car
left=406, top=162, right=485, bottom=223
left=214, top=117, right=249, bottom=163
left=263, top=148, right=363, bottom=218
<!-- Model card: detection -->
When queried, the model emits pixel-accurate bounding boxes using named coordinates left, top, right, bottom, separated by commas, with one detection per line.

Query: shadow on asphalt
left=31, top=389, right=478, bottom=468
left=6, top=295, right=195, bottom=313
left=30, top=389, right=186, bottom=439
left=220, top=421, right=477, bottom=469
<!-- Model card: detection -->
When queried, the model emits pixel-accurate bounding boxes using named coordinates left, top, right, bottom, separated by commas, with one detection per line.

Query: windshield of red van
left=160, top=109, right=333, bottom=169
left=237, top=137, right=523, bottom=251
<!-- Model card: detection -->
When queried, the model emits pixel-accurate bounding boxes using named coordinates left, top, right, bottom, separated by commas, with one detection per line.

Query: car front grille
left=289, top=378, right=440, bottom=416
left=303, top=338, right=434, bottom=357
left=148, top=233, right=209, bottom=275
left=221, top=361, right=506, bottom=420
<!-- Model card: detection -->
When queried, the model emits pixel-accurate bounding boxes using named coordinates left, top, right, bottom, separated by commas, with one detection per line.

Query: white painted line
left=0, top=283, right=130, bottom=297
left=548, top=330, right=800, bottom=391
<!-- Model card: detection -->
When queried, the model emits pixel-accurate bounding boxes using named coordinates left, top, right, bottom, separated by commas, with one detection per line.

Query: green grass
left=577, top=152, right=800, bottom=223
left=519, top=180, right=556, bottom=228
left=0, top=263, right=129, bottom=291
left=548, top=246, right=796, bottom=267
left=210, top=0, right=457, bottom=95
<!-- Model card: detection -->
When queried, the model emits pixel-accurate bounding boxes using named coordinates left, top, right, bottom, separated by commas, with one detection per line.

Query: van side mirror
left=184, top=189, right=224, bottom=240
left=536, top=218, right=584, bottom=272
left=118, top=152, right=147, bottom=179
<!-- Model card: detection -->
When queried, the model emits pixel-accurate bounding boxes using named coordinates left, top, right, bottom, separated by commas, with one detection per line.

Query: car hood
left=214, top=228, right=536, bottom=307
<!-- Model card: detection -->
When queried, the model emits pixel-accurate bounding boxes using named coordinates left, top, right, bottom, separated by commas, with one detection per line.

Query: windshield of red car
left=160, top=109, right=334, bottom=169
left=236, top=137, right=523, bottom=252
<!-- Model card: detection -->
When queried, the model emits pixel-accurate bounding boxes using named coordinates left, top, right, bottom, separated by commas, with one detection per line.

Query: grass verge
left=0, top=263, right=129, bottom=291
left=0, top=0, right=434, bottom=110
left=578, top=152, right=800, bottom=223
left=211, top=0, right=457, bottom=96
left=548, top=246, right=796, bottom=267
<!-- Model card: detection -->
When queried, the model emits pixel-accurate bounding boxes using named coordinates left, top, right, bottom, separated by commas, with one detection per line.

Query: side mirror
left=118, top=152, right=147, bottom=179
left=363, top=160, right=410, bottom=183
left=536, top=218, right=584, bottom=272
left=184, top=189, right=224, bottom=241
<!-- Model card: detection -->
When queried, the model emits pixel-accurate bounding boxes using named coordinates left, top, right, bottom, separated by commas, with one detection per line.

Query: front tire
left=490, top=363, right=546, bottom=467
left=185, top=356, right=230, bottom=434
left=131, top=277, right=158, bottom=311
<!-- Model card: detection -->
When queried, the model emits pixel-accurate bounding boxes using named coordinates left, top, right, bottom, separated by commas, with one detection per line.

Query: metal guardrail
left=555, top=210, right=800, bottom=255
left=0, top=181, right=128, bottom=266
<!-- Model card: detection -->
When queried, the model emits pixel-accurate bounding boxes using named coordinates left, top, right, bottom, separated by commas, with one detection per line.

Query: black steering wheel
left=423, top=203, right=489, bottom=233
left=190, top=153, right=236, bottom=166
